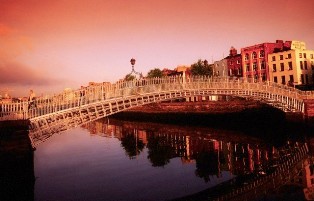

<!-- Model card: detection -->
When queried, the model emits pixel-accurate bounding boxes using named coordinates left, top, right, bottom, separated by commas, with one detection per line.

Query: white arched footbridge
left=1, top=76, right=314, bottom=147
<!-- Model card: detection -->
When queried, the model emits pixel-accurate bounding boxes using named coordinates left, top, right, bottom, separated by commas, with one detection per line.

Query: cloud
left=0, top=23, right=33, bottom=59
left=0, top=23, right=56, bottom=85
left=0, top=60, right=58, bottom=85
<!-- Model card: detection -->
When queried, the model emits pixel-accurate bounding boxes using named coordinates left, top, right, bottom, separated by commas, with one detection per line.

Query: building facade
left=225, top=46, right=242, bottom=77
left=268, top=41, right=314, bottom=85
left=213, top=59, right=228, bottom=77
left=241, top=40, right=291, bottom=81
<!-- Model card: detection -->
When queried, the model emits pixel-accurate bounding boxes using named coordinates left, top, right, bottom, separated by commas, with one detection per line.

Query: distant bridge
left=1, top=76, right=314, bottom=145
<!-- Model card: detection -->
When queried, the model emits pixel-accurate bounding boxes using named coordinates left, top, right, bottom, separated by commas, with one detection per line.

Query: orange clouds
left=0, top=61, right=56, bottom=85
left=0, top=23, right=57, bottom=89
left=0, top=23, right=33, bottom=60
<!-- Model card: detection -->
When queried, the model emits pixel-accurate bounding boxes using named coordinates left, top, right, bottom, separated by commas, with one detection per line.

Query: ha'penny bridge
left=0, top=76, right=313, bottom=200
left=1, top=76, right=314, bottom=147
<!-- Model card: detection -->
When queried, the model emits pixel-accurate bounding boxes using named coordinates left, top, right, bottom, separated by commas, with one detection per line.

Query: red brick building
left=241, top=40, right=291, bottom=81
left=225, top=47, right=242, bottom=77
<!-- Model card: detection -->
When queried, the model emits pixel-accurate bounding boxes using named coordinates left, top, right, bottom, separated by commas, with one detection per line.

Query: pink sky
left=1, top=0, right=314, bottom=97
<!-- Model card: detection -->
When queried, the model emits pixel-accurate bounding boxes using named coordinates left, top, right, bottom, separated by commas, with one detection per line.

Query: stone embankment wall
left=0, top=120, right=34, bottom=201
left=114, top=99, right=289, bottom=130
left=127, top=99, right=267, bottom=113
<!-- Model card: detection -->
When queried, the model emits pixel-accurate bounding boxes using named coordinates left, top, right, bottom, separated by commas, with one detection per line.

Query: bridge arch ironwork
left=1, top=76, right=314, bottom=125
left=10, top=76, right=308, bottom=147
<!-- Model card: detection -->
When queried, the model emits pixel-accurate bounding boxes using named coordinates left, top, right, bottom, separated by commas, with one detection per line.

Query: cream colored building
left=268, top=41, right=314, bottom=85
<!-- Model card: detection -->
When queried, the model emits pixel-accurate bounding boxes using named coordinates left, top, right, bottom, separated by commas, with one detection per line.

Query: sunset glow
left=1, top=0, right=314, bottom=97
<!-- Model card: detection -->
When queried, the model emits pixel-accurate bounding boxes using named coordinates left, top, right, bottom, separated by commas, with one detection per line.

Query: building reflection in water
left=27, top=115, right=314, bottom=200
left=79, top=118, right=314, bottom=200
left=80, top=118, right=282, bottom=184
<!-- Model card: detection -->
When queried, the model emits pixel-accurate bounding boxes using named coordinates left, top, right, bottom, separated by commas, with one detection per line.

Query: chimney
left=229, top=46, right=237, bottom=56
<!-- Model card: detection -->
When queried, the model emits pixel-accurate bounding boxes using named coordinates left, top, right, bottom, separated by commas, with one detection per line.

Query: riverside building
left=225, top=46, right=242, bottom=77
left=268, top=41, right=314, bottom=86
left=241, top=40, right=291, bottom=82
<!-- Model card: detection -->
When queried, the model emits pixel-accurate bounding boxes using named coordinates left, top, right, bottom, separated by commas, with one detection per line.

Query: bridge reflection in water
left=31, top=117, right=312, bottom=201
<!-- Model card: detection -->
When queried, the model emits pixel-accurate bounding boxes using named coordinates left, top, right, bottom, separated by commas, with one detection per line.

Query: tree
left=146, top=68, right=163, bottom=78
left=147, top=135, right=175, bottom=167
left=194, top=151, right=220, bottom=183
left=121, top=133, right=145, bottom=159
left=124, top=73, right=136, bottom=81
left=190, top=59, right=212, bottom=76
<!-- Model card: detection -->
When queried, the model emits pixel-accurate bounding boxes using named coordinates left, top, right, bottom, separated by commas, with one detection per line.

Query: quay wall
left=0, top=120, right=34, bottom=201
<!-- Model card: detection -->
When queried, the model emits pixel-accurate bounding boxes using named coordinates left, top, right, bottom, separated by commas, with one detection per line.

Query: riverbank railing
left=1, top=76, right=314, bottom=121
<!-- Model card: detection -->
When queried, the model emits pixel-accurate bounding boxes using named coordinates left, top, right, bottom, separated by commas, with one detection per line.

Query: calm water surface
left=33, top=118, right=291, bottom=201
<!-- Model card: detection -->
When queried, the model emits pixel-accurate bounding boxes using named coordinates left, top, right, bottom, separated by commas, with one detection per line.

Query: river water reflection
left=33, top=117, right=304, bottom=201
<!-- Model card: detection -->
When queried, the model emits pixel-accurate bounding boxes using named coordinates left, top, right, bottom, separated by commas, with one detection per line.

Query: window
left=274, top=76, right=278, bottom=83
left=253, top=62, right=257, bottom=71
left=261, top=61, right=266, bottom=69
left=287, top=53, right=291, bottom=59
left=273, top=64, right=277, bottom=72
left=301, top=74, right=305, bottom=84
left=304, top=53, right=307, bottom=58
left=311, top=54, right=314, bottom=59
left=245, top=53, right=249, bottom=60
left=305, top=61, right=308, bottom=70
left=281, top=76, right=286, bottom=84
left=311, top=61, right=314, bottom=69
left=254, top=74, right=258, bottom=82
left=246, top=63, right=250, bottom=71
left=289, top=75, right=294, bottom=83
left=288, top=62, right=293, bottom=70
left=238, top=67, right=242, bottom=74
left=306, top=74, right=309, bottom=84
left=261, top=73, right=266, bottom=81
left=237, top=60, right=240, bottom=64
left=299, top=53, right=302, bottom=58
left=230, top=61, right=233, bottom=65
left=310, top=165, right=314, bottom=175
left=300, top=61, right=303, bottom=69
left=280, top=55, right=283, bottom=60
left=280, top=63, right=284, bottom=71
left=252, top=52, right=257, bottom=59
left=259, top=50, right=265, bottom=58
left=272, top=56, right=276, bottom=61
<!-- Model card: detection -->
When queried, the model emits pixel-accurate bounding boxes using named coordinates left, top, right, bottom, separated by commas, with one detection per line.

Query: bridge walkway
left=1, top=77, right=313, bottom=123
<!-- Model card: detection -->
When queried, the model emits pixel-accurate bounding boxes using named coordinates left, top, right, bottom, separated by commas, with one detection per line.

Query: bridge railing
left=0, top=101, right=28, bottom=120
left=1, top=76, right=314, bottom=121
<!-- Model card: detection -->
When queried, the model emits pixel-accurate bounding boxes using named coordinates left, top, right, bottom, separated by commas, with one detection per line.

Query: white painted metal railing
left=1, top=76, right=314, bottom=121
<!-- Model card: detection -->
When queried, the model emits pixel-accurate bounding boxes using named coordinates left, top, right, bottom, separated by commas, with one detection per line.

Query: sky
left=1, top=0, right=314, bottom=97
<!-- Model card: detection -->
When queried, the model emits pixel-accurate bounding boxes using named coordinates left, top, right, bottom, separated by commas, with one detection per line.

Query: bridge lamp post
left=130, top=58, right=136, bottom=72
left=129, top=58, right=142, bottom=78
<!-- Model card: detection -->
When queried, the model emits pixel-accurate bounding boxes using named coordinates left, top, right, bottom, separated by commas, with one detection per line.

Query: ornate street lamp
left=129, top=58, right=142, bottom=78
left=130, top=58, right=136, bottom=72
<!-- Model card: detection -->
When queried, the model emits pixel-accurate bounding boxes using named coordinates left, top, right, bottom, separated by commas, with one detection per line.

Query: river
left=31, top=114, right=310, bottom=201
